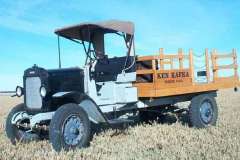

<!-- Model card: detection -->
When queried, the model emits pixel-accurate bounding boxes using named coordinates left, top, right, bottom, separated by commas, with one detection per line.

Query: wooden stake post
left=205, top=49, right=210, bottom=83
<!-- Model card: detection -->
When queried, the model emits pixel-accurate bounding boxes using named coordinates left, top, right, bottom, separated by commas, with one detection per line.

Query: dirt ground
left=0, top=89, right=239, bottom=160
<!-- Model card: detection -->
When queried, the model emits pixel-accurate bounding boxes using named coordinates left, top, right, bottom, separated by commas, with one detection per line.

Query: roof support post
left=57, top=36, right=62, bottom=69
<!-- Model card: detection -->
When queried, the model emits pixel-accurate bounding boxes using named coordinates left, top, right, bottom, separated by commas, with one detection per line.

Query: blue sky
left=0, top=0, right=240, bottom=90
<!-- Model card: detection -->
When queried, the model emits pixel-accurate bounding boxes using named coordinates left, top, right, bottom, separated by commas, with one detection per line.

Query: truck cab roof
left=54, top=20, right=135, bottom=61
left=55, top=20, right=134, bottom=41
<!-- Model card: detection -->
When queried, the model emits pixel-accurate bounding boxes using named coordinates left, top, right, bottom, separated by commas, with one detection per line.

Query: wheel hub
left=63, top=115, right=83, bottom=145
left=70, top=127, right=79, bottom=135
left=200, top=101, right=213, bottom=124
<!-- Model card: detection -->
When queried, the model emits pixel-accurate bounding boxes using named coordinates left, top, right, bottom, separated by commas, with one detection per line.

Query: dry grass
left=0, top=89, right=240, bottom=160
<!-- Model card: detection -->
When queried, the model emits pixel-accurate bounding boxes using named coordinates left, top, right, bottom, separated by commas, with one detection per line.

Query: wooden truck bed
left=134, top=48, right=240, bottom=97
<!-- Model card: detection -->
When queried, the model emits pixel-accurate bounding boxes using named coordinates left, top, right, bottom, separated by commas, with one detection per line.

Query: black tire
left=5, top=103, right=39, bottom=144
left=49, top=103, right=91, bottom=152
left=189, top=94, right=218, bottom=128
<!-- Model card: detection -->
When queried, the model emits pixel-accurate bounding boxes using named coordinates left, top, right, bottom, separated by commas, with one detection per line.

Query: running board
left=108, top=118, right=134, bottom=126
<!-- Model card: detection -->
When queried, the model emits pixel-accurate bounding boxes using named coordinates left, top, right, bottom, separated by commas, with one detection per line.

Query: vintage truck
left=5, top=20, right=239, bottom=151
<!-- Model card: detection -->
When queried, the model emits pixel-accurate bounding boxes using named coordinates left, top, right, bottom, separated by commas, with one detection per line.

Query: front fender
left=52, top=91, right=84, bottom=103
left=52, top=91, right=107, bottom=124
left=79, top=98, right=107, bottom=124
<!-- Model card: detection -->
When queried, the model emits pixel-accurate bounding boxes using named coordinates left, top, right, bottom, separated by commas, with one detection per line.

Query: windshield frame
left=57, top=32, right=134, bottom=65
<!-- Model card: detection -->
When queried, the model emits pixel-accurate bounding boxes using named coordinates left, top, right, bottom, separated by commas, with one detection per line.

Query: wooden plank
left=213, top=64, right=237, bottom=70
left=214, top=76, right=238, bottom=83
left=155, top=79, right=239, bottom=97
left=133, top=83, right=155, bottom=97
left=155, top=79, right=192, bottom=89
left=162, top=61, right=172, bottom=64
left=214, top=53, right=235, bottom=59
left=137, top=54, right=189, bottom=62
left=137, top=56, right=156, bottom=61
left=154, top=69, right=192, bottom=89
left=163, top=55, right=186, bottom=59
left=135, top=78, right=240, bottom=98
left=136, top=69, right=153, bottom=75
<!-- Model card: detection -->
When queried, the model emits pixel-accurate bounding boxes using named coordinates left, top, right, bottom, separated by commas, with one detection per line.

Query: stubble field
left=0, top=89, right=239, bottom=160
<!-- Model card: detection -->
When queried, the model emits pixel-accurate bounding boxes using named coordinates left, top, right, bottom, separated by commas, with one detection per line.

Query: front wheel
left=5, top=103, right=39, bottom=144
left=189, top=94, right=218, bottom=128
left=49, top=103, right=91, bottom=152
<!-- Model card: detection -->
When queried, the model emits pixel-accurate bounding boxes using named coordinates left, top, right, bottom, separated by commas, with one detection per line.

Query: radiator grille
left=25, top=77, right=42, bottom=109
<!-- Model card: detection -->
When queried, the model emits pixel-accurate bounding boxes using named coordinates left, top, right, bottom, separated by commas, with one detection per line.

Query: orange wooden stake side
left=134, top=48, right=240, bottom=98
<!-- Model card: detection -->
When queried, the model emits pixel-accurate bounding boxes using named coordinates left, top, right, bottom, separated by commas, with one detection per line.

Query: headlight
left=40, top=86, right=47, bottom=97
left=16, top=86, right=23, bottom=97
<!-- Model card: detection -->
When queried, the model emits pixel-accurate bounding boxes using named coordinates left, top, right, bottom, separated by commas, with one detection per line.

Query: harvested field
left=0, top=89, right=239, bottom=160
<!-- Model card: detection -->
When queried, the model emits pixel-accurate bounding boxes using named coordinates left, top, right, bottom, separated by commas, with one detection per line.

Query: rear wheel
left=189, top=94, right=218, bottom=128
left=49, top=103, right=91, bottom=152
left=5, top=103, right=39, bottom=144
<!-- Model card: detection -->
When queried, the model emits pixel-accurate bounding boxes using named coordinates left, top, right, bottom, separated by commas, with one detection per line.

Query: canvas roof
left=55, top=20, right=134, bottom=41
